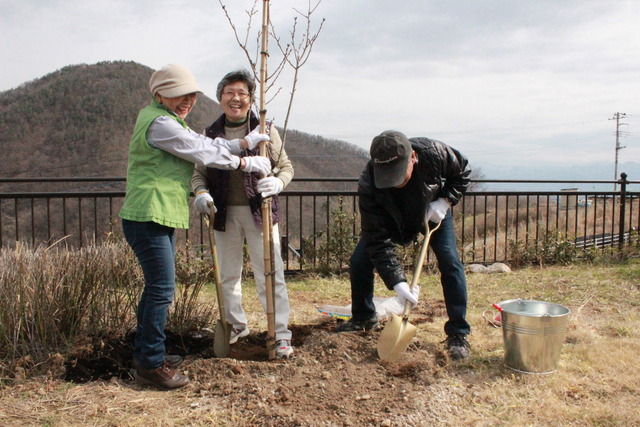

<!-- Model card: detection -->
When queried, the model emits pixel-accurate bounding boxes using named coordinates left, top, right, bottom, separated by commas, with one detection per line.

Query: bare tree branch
left=218, top=0, right=259, bottom=76
left=217, top=0, right=325, bottom=147
left=272, top=1, right=325, bottom=142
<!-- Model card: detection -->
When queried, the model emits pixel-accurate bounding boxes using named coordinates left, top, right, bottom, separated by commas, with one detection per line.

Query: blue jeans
left=122, top=219, right=176, bottom=369
left=349, top=211, right=470, bottom=336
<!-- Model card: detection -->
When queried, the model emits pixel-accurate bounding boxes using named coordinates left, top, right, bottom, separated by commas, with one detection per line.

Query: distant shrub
left=301, top=197, right=358, bottom=274
left=0, top=238, right=213, bottom=380
left=509, top=231, right=579, bottom=267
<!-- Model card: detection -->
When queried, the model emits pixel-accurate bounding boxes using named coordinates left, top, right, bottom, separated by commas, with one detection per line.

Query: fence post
left=618, top=172, right=628, bottom=249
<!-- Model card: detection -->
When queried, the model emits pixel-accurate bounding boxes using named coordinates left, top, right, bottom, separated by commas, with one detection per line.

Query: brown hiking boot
left=132, top=354, right=183, bottom=370
left=134, top=362, right=189, bottom=390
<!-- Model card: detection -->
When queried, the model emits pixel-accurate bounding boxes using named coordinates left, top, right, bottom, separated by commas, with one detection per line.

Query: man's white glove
left=194, top=191, right=215, bottom=214
left=244, top=128, right=270, bottom=150
left=257, top=177, right=283, bottom=198
left=394, top=281, right=420, bottom=307
left=426, top=198, right=451, bottom=223
left=241, top=156, right=272, bottom=177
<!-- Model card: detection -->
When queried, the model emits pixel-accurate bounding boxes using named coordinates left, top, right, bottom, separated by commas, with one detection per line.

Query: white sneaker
left=229, top=327, right=250, bottom=344
left=275, top=339, right=294, bottom=359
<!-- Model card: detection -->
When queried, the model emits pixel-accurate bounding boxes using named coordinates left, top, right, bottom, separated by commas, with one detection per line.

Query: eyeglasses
left=222, top=91, right=250, bottom=100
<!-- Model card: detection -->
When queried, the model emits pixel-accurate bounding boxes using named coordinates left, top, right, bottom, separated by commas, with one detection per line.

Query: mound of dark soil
left=63, top=301, right=454, bottom=426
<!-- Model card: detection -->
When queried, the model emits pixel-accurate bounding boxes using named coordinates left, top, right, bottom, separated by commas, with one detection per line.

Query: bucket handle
left=483, top=303, right=503, bottom=328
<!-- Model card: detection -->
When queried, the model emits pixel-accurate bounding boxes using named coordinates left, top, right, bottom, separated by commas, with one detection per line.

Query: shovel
left=377, top=219, right=441, bottom=362
left=203, top=204, right=231, bottom=358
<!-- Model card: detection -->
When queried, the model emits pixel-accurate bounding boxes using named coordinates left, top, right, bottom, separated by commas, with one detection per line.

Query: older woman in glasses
left=191, top=69, right=294, bottom=358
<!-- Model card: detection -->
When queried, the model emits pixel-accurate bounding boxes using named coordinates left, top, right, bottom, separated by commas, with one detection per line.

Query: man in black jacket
left=336, top=130, right=472, bottom=360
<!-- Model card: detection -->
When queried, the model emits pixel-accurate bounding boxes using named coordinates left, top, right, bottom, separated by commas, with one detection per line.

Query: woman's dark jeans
left=122, top=219, right=176, bottom=369
left=349, top=211, right=470, bottom=336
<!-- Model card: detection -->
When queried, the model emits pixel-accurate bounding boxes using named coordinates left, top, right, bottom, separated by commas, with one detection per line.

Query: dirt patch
left=185, top=320, right=449, bottom=426
left=59, top=302, right=454, bottom=426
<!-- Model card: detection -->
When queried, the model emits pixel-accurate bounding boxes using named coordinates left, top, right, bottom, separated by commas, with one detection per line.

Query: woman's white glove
left=194, top=191, right=215, bottom=214
left=425, top=198, right=451, bottom=223
left=393, top=281, right=419, bottom=307
left=241, top=156, right=272, bottom=177
left=257, top=177, right=283, bottom=198
left=244, top=128, right=270, bottom=150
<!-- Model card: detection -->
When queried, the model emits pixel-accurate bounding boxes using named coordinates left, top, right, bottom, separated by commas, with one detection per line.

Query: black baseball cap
left=370, top=130, right=412, bottom=188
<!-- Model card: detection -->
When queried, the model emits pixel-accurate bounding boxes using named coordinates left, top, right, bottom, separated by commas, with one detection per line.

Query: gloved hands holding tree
left=425, top=198, right=451, bottom=223
left=243, top=128, right=270, bottom=150
left=394, top=281, right=420, bottom=307
left=194, top=191, right=215, bottom=214
left=241, top=156, right=272, bottom=177
left=257, top=176, right=283, bottom=198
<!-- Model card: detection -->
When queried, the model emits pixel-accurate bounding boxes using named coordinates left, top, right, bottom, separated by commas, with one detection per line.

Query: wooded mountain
left=0, top=61, right=368, bottom=189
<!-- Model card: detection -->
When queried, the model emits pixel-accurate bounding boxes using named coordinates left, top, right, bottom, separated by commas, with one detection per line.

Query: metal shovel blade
left=213, top=319, right=231, bottom=358
left=377, top=313, right=418, bottom=362
left=376, top=220, right=441, bottom=362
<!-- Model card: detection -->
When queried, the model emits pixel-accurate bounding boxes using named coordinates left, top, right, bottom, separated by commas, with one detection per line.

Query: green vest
left=119, top=100, right=194, bottom=229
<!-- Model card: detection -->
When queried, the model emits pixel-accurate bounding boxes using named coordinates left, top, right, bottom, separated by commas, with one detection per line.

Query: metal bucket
left=499, top=299, right=570, bottom=374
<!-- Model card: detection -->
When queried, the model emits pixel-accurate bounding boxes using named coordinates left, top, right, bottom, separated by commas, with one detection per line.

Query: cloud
left=1, top=0, right=639, bottom=174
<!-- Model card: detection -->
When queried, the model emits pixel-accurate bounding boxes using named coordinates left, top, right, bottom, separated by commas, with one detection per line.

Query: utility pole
left=610, top=112, right=627, bottom=191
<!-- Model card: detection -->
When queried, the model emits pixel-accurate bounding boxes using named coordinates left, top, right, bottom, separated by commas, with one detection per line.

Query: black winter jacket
left=358, top=137, right=471, bottom=289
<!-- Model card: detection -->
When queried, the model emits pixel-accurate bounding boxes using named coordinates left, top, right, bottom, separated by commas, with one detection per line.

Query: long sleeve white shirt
left=147, top=116, right=242, bottom=170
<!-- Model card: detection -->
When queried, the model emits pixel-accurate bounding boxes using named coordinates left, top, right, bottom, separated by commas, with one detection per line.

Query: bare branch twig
left=217, top=0, right=325, bottom=148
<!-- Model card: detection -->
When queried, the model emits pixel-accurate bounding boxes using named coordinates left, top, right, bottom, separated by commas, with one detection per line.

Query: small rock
left=465, top=264, right=488, bottom=273
left=487, top=262, right=511, bottom=273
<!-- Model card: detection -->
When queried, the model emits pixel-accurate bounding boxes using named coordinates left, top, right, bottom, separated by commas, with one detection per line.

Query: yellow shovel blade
left=377, top=313, right=418, bottom=362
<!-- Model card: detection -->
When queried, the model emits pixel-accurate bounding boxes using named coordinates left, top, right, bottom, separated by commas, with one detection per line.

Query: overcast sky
left=2, top=0, right=639, bottom=178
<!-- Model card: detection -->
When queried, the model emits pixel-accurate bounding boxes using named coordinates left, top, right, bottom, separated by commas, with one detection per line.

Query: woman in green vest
left=120, top=64, right=272, bottom=390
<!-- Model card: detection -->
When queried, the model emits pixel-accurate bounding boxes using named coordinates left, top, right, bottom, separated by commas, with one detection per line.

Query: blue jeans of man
left=122, top=219, right=176, bottom=369
left=349, top=211, right=470, bottom=336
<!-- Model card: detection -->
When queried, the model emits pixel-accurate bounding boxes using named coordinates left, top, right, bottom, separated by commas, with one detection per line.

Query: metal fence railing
left=1, top=175, right=638, bottom=271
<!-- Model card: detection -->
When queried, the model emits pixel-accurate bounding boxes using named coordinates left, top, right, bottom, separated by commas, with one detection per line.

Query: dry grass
left=0, top=240, right=216, bottom=378
left=1, top=260, right=639, bottom=425
left=0, top=241, right=142, bottom=367
left=458, top=196, right=640, bottom=264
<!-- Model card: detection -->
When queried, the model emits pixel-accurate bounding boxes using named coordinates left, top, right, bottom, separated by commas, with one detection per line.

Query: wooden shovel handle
left=203, top=204, right=228, bottom=326
left=402, top=219, right=442, bottom=318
